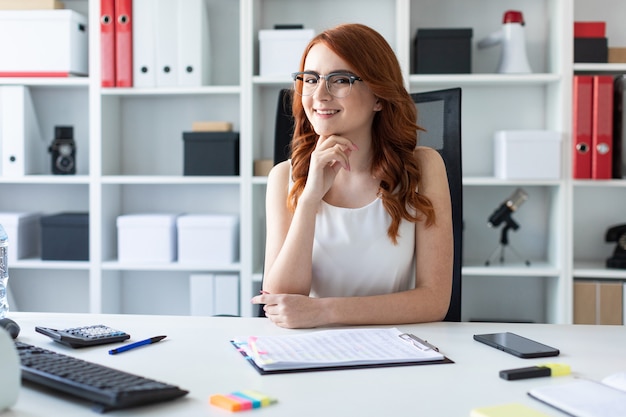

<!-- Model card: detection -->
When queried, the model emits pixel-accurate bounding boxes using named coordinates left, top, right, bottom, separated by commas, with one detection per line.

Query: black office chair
left=265, top=88, right=463, bottom=322
left=411, top=88, right=463, bottom=322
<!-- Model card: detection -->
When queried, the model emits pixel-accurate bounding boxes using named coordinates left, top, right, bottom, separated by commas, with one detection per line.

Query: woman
left=252, top=23, right=453, bottom=328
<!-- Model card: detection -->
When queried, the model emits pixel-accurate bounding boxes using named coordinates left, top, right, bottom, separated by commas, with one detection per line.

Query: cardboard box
left=259, top=29, right=314, bottom=76
left=494, top=130, right=562, bottom=179
left=117, top=214, right=179, bottom=263
left=414, top=28, right=473, bottom=74
left=0, top=212, right=40, bottom=262
left=40, top=212, right=89, bottom=261
left=609, top=48, right=626, bottom=64
left=183, top=131, right=239, bottom=176
left=177, top=214, right=239, bottom=263
left=0, top=10, right=88, bottom=76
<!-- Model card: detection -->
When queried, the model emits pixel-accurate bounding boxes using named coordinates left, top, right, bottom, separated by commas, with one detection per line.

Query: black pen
left=109, top=335, right=167, bottom=355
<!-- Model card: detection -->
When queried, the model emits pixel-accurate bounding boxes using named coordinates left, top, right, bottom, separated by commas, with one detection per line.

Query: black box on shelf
left=40, top=212, right=89, bottom=261
left=413, top=28, right=473, bottom=74
left=183, top=131, right=240, bottom=176
left=574, top=37, right=608, bottom=63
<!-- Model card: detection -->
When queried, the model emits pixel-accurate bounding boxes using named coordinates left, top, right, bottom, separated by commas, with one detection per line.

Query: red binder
left=100, top=0, right=115, bottom=87
left=115, top=0, right=132, bottom=87
left=591, top=75, right=614, bottom=179
left=572, top=75, right=593, bottom=179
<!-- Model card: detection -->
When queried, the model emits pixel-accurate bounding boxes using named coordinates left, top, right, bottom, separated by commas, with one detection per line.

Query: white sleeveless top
left=311, top=198, right=416, bottom=298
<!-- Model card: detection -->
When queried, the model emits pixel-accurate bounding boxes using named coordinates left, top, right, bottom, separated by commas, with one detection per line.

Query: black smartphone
left=473, top=332, right=560, bottom=358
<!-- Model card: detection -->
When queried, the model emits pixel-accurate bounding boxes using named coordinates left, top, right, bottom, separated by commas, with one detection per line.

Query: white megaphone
left=478, top=10, right=532, bottom=74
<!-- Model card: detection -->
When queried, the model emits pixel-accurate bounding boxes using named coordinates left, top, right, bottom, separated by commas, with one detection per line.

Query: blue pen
left=108, top=335, right=167, bottom=355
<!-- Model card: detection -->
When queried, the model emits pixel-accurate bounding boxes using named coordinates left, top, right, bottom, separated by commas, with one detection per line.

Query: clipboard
left=230, top=327, right=454, bottom=375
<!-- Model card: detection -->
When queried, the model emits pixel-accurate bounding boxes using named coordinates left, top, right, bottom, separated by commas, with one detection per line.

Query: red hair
left=288, top=23, right=435, bottom=243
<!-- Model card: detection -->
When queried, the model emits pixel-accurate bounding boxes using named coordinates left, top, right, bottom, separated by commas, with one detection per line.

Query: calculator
left=35, top=325, right=131, bottom=348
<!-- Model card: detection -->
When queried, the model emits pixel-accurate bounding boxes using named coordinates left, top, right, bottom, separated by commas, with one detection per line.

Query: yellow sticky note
left=471, top=403, right=551, bottom=417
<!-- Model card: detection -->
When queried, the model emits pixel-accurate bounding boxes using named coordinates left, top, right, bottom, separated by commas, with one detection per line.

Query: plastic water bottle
left=0, top=224, right=9, bottom=318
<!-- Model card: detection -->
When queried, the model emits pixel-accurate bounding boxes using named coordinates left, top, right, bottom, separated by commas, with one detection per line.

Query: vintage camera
left=48, top=126, right=76, bottom=175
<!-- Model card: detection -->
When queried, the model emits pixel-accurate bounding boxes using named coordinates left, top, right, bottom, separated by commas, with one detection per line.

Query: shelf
left=574, top=261, right=626, bottom=279
left=408, top=73, right=561, bottom=87
left=0, top=77, right=89, bottom=87
left=101, top=85, right=241, bottom=96
left=100, top=176, right=242, bottom=185
left=463, top=177, right=562, bottom=187
left=0, top=175, right=90, bottom=184
left=101, top=261, right=241, bottom=272
left=463, top=262, right=560, bottom=277
left=10, top=259, right=90, bottom=270
left=573, top=63, right=626, bottom=73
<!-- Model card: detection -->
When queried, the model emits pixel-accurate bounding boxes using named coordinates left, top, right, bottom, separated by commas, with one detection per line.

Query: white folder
left=132, top=0, right=156, bottom=87
left=176, top=0, right=210, bottom=86
left=189, top=274, right=215, bottom=316
left=0, top=86, right=45, bottom=177
left=214, top=274, right=240, bottom=316
left=155, top=0, right=178, bottom=87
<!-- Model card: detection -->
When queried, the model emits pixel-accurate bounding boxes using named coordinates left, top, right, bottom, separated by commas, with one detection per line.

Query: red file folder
left=115, top=0, right=132, bottom=87
left=100, top=0, right=115, bottom=87
left=572, top=75, right=593, bottom=179
left=591, top=75, right=614, bottom=179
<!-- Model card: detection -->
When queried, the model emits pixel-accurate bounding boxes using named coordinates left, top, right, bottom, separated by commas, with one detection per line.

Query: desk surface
left=5, top=312, right=626, bottom=416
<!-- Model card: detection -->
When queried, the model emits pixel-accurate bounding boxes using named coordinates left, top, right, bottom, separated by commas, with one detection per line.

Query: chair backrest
left=268, top=88, right=463, bottom=322
left=411, top=88, right=463, bottom=322
left=274, top=89, right=294, bottom=165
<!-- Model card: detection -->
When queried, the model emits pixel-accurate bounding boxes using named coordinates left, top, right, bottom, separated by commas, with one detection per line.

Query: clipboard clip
left=399, top=333, right=440, bottom=352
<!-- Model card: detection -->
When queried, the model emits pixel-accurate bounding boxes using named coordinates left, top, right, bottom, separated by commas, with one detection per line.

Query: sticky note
left=209, top=390, right=277, bottom=412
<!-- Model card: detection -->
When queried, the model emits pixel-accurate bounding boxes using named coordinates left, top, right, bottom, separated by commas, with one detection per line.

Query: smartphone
left=473, top=332, right=559, bottom=358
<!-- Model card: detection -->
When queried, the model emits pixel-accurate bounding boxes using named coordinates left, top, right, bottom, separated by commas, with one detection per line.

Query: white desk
left=5, top=312, right=626, bottom=416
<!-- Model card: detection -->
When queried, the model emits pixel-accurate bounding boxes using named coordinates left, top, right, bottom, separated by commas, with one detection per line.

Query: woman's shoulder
left=413, top=146, right=445, bottom=169
left=267, top=160, right=292, bottom=189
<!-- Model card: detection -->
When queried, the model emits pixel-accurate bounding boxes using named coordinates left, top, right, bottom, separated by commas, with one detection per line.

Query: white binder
left=214, top=274, right=239, bottom=316
left=189, top=274, right=215, bottom=316
left=0, top=86, right=45, bottom=177
left=155, top=0, right=178, bottom=87
left=132, top=0, right=156, bottom=87
left=189, top=273, right=239, bottom=316
left=176, top=0, right=210, bottom=86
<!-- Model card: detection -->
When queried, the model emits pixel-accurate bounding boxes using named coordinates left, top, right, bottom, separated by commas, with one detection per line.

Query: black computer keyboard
left=15, top=341, right=188, bottom=412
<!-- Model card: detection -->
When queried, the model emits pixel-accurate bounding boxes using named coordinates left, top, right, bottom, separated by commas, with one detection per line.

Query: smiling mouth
left=315, top=109, right=339, bottom=115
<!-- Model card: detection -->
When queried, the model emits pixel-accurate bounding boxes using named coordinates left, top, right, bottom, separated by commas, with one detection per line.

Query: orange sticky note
left=209, top=394, right=242, bottom=411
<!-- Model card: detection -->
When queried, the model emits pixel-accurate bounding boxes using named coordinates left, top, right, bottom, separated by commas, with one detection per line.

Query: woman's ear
left=374, top=100, right=383, bottom=111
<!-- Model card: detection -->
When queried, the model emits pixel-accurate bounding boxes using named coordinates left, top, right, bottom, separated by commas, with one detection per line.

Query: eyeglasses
left=292, top=71, right=363, bottom=98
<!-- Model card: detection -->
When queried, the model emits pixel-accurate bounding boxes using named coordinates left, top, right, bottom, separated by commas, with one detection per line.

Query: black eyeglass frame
left=291, top=71, right=363, bottom=98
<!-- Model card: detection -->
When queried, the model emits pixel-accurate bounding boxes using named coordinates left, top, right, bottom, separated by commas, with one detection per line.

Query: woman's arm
left=254, top=147, right=454, bottom=328
left=262, top=161, right=316, bottom=295
left=263, top=135, right=359, bottom=295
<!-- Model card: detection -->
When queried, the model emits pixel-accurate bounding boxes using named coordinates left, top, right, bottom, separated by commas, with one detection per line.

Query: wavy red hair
left=287, top=23, right=435, bottom=243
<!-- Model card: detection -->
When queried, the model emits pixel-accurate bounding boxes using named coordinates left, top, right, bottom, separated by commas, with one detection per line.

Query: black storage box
left=41, top=212, right=89, bottom=261
left=183, top=131, right=240, bottom=176
left=574, top=37, right=608, bottom=63
left=414, top=28, right=473, bottom=74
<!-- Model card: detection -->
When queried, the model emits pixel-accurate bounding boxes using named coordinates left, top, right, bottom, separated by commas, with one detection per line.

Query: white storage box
left=494, top=130, right=562, bottom=179
left=117, top=214, right=179, bottom=263
left=0, top=10, right=88, bottom=76
left=259, top=29, right=315, bottom=76
left=177, top=214, right=239, bottom=264
left=0, top=212, right=40, bottom=263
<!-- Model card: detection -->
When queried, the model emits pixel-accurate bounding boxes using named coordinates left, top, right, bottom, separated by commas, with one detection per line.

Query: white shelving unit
left=2, top=0, right=624, bottom=323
